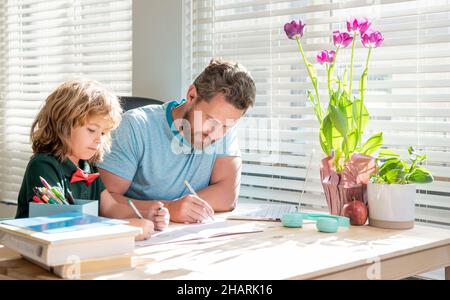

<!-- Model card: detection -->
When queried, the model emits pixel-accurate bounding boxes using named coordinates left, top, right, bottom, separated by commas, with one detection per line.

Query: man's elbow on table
left=214, top=192, right=238, bottom=212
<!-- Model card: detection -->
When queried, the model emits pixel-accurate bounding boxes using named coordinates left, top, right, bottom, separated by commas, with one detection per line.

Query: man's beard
left=181, top=108, right=215, bottom=149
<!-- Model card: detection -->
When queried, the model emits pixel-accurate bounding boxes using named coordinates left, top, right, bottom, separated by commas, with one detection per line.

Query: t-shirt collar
left=163, top=99, right=217, bottom=154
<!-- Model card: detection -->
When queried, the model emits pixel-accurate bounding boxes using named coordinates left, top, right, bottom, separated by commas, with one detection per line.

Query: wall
left=132, top=0, right=183, bottom=102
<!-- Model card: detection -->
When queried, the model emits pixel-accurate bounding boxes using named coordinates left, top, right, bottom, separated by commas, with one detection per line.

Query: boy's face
left=68, top=115, right=111, bottom=164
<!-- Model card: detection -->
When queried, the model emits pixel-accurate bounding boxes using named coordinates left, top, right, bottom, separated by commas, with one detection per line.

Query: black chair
left=119, top=96, right=164, bottom=111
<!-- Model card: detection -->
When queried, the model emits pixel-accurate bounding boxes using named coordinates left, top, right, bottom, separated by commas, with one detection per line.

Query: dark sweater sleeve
left=16, top=157, right=64, bottom=218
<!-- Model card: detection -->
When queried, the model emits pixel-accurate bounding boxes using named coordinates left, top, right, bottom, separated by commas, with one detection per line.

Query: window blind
left=184, top=0, right=450, bottom=228
left=0, top=0, right=132, bottom=204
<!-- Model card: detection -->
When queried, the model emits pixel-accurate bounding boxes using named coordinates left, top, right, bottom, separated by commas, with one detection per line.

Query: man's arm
left=100, top=156, right=242, bottom=213
left=196, top=156, right=242, bottom=212
left=98, top=168, right=163, bottom=216
left=99, top=168, right=213, bottom=223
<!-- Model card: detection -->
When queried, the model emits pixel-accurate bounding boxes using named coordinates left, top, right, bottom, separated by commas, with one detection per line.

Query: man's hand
left=168, top=194, right=214, bottom=223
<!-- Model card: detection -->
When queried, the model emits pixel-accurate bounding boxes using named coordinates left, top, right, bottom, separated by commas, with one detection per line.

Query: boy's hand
left=153, top=207, right=170, bottom=231
left=146, top=201, right=170, bottom=231
left=128, top=218, right=154, bottom=241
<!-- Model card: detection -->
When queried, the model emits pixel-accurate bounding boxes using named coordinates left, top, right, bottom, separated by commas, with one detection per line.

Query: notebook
left=136, top=220, right=263, bottom=247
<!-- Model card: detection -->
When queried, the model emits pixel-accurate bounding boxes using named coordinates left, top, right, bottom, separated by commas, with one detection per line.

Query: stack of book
left=0, top=212, right=141, bottom=279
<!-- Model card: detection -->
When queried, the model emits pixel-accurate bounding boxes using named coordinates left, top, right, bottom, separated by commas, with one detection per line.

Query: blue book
left=1, top=212, right=127, bottom=234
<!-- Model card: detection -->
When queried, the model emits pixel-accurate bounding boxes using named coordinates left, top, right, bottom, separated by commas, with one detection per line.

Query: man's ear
left=186, top=84, right=197, bottom=104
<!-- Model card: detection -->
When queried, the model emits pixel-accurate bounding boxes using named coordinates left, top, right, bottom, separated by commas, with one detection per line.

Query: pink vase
left=320, top=153, right=376, bottom=216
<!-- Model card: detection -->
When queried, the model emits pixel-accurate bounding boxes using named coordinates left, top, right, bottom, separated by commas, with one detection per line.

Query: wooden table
left=1, top=213, right=449, bottom=280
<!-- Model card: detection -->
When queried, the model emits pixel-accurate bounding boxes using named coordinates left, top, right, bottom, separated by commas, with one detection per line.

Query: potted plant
left=367, top=147, right=434, bottom=229
left=284, top=18, right=384, bottom=215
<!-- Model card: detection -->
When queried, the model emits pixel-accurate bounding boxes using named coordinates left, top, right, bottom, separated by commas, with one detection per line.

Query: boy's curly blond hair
left=30, top=79, right=122, bottom=163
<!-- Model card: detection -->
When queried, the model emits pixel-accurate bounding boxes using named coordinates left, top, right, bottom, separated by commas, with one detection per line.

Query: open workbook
left=136, top=220, right=263, bottom=247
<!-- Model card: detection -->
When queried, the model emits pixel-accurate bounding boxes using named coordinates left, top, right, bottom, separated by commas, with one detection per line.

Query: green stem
left=330, top=46, right=340, bottom=73
left=358, top=47, right=372, bottom=147
left=326, top=64, right=332, bottom=97
left=364, top=46, right=372, bottom=70
left=296, top=38, right=323, bottom=122
left=348, top=31, right=357, bottom=97
left=344, top=138, right=350, bottom=162
left=328, top=47, right=340, bottom=96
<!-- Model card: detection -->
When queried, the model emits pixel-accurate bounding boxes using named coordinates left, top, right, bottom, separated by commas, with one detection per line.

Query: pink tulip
left=346, top=17, right=371, bottom=34
left=316, top=50, right=335, bottom=64
left=284, top=20, right=305, bottom=40
left=333, top=31, right=353, bottom=48
left=361, top=30, right=384, bottom=48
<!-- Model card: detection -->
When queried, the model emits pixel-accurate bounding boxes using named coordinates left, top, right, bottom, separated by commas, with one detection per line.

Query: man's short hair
left=193, top=58, right=256, bottom=111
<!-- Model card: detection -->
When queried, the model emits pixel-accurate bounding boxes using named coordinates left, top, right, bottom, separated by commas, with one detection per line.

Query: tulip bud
left=284, top=20, right=305, bottom=40
left=346, top=17, right=371, bottom=35
left=316, top=50, right=335, bottom=64
left=361, top=31, right=384, bottom=48
left=333, top=30, right=353, bottom=48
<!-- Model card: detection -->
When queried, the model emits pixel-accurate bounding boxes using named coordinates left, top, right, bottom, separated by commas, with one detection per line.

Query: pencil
left=127, top=199, right=144, bottom=219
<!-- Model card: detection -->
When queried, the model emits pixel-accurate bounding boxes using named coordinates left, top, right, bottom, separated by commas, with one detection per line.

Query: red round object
left=343, top=200, right=368, bottom=226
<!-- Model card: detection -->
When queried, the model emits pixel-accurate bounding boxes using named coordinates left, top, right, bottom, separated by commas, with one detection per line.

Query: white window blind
left=184, top=0, right=450, bottom=228
left=0, top=0, right=132, bottom=204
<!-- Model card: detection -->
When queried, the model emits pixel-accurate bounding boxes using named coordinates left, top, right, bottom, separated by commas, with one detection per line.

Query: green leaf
left=359, top=132, right=383, bottom=155
left=331, top=127, right=343, bottom=155
left=319, top=133, right=330, bottom=156
left=334, top=149, right=343, bottom=172
left=329, top=105, right=348, bottom=137
left=329, top=91, right=340, bottom=106
left=352, top=98, right=369, bottom=134
left=343, top=129, right=358, bottom=154
left=384, top=169, right=407, bottom=184
left=373, top=145, right=434, bottom=184
left=307, top=90, right=315, bottom=104
left=406, top=167, right=434, bottom=184
left=320, top=116, right=332, bottom=155
left=340, top=91, right=352, bottom=107
left=321, top=114, right=344, bottom=156
left=418, top=154, right=427, bottom=163
left=319, top=127, right=333, bottom=155
left=378, top=157, right=404, bottom=178
left=378, top=149, right=400, bottom=158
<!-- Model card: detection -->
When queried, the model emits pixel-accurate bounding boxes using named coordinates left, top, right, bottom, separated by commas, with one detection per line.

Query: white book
left=0, top=220, right=141, bottom=266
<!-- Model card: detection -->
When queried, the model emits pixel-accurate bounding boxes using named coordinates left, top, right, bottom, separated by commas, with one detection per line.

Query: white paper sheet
left=135, top=220, right=262, bottom=247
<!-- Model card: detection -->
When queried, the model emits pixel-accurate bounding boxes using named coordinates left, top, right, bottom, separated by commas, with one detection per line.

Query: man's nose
left=203, top=125, right=214, bottom=135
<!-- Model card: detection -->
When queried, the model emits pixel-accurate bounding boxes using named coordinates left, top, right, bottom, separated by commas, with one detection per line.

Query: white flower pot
left=367, top=183, right=416, bottom=229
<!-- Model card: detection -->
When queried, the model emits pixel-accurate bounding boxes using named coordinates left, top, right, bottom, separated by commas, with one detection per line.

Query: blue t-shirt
left=98, top=99, right=241, bottom=201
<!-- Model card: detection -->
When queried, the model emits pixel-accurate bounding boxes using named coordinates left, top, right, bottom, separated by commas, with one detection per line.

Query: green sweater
left=16, top=153, right=105, bottom=218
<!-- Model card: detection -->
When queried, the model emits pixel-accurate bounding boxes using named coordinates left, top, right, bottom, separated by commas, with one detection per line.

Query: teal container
left=281, top=212, right=304, bottom=228
left=29, top=199, right=99, bottom=217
